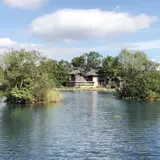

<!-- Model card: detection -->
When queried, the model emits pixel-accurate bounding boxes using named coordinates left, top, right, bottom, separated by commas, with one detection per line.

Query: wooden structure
left=67, top=69, right=106, bottom=87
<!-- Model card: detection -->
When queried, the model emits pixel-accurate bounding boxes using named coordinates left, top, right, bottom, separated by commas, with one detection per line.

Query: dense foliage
left=0, top=49, right=159, bottom=103
left=0, top=50, right=63, bottom=104
left=117, top=71, right=160, bottom=100
left=71, top=51, right=103, bottom=71
left=70, top=49, right=160, bottom=101
left=116, top=50, right=160, bottom=100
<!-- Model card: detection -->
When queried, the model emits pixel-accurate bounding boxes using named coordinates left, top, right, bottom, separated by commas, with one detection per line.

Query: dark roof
left=86, top=69, right=98, bottom=76
left=69, top=69, right=86, bottom=76
left=86, top=68, right=105, bottom=76
left=70, top=68, right=105, bottom=77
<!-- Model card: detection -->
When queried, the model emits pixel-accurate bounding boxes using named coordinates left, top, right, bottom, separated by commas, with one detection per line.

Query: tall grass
left=45, top=89, right=61, bottom=103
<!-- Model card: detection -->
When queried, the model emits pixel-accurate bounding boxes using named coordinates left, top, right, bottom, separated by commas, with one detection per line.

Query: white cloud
left=1, top=37, right=160, bottom=60
left=109, top=40, right=160, bottom=51
left=2, top=0, right=46, bottom=9
left=123, top=40, right=160, bottom=50
left=0, top=38, right=17, bottom=47
left=30, top=9, right=158, bottom=41
left=0, top=38, right=40, bottom=49
left=0, top=38, right=93, bottom=60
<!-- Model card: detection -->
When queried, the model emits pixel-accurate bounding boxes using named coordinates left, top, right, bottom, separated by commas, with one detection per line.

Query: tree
left=0, top=66, right=4, bottom=84
left=38, top=59, right=72, bottom=87
left=118, top=49, right=149, bottom=72
left=118, top=71, right=160, bottom=100
left=0, top=49, right=55, bottom=104
left=54, top=60, right=72, bottom=86
left=38, top=58, right=58, bottom=84
left=71, top=56, right=85, bottom=69
left=102, top=56, right=122, bottom=77
left=84, top=52, right=103, bottom=71
left=117, top=50, right=160, bottom=100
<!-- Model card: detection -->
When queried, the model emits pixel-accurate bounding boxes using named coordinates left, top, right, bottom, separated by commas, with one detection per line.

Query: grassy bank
left=56, top=87, right=116, bottom=92
left=45, top=90, right=62, bottom=103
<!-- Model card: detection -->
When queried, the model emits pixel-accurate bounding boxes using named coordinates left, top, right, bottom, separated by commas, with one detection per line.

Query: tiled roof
left=70, top=68, right=105, bottom=76
left=86, top=68, right=99, bottom=76
left=70, top=69, right=86, bottom=76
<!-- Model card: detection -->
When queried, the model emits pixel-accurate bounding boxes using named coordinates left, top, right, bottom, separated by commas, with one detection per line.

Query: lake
left=0, top=91, right=160, bottom=160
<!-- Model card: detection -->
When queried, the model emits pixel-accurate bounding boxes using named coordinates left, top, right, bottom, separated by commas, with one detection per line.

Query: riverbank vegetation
left=71, top=50, right=160, bottom=101
left=0, top=49, right=159, bottom=103
left=57, top=87, right=115, bottom=92
left=0, top=50, right=62, bottom=104
left=116, top=50, right=160, bottom=101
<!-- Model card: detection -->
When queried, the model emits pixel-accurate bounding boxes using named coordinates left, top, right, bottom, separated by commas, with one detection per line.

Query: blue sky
left=0, top=0, right=160, bottom=61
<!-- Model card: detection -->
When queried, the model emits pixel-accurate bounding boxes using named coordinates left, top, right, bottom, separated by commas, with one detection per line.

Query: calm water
left=0, top=92, right=160, bottom=160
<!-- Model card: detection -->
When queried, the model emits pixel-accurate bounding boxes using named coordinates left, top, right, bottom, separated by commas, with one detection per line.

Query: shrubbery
left=0, top=49, right=159, bottom=103
left=0, top=50, right=61, bottom=104
left=116, top=50, right=160, bottom=101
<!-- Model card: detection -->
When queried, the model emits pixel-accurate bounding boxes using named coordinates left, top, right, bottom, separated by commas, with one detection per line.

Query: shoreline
left=56, top=87, right=116, bottom=92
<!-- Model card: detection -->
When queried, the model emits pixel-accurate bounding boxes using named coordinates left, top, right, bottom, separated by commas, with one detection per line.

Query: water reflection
left=0, top=92, right=160, bottom=160
left=112, top=100, right=160, bottom=159
left=92, top=91, right=97, bottom=116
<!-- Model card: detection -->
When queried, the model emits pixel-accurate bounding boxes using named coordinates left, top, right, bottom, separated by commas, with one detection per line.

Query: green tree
left=54, top=60, right=72, bottom=86
left=118, top=71, right=160, bottom=100
left=0, top=66, right=4, bottom=84
left=117, top=50, right=160, bottom=100
left=38, top=59, right=72, bottom=87
left=0, top=49, right=55, bottom=103
left=71, top=56, right=85, bottom=69
left=102, top=56, right=122, bottom=77
left=84, top=52, right=103, bottom=71
left=118, top=49, right=149, bottom=73
left=38, top=58, right=58, bottom=84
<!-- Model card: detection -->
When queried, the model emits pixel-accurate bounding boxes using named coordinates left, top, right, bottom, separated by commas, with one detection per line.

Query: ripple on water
left=0, top=92, right=160, bottom=160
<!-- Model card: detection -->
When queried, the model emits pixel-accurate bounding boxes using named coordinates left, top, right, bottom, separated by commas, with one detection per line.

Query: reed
left=45, top=89, right=61, bottom=103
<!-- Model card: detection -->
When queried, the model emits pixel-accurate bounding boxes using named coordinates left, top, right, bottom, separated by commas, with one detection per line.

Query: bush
left=118, top=71, right=160, bottom=101
left=0, top=50, right=59, bottom=104
left=45, top=90, right=61, bottom=103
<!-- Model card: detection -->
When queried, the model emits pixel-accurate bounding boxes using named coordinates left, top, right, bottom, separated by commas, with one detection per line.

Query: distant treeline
left=0, top=49, right=159, bottom=103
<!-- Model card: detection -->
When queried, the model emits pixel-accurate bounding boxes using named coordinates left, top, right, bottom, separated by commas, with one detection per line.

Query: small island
left=0, top=49, right=159, bottom=104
